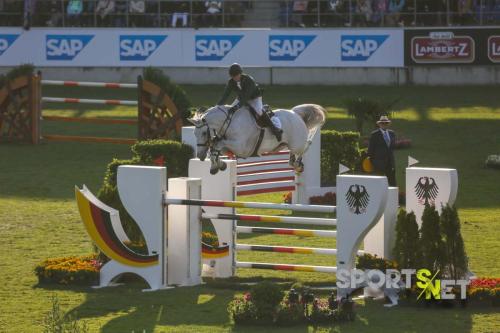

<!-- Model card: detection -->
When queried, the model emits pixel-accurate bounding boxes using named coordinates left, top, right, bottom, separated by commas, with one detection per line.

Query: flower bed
left=468, top=278, right=500, bottom=306
left=485, top=155, right=500, bottom=169
left=35, top=254, right=103, bottom=285
left=228, top=282, right=355, bottom=326
left=309, top=192, right=336, bottom=205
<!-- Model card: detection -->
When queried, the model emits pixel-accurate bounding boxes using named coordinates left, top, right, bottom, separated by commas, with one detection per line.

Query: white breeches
left=231, top=97, right=281, bottom=129
left=232, top=97, right=263, bottom=116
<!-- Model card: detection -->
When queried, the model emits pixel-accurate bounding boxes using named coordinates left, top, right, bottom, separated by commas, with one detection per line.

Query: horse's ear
left=187, top=118, right=200, bottom=126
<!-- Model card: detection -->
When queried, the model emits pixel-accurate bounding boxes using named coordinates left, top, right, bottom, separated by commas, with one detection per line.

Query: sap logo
left=195, top=35, right=243, bottom=61
left=120, top=35, right=167, bottom=61
left=269, top=35, right=316, bottom=61
left=341, top=35, right=389, bottom=61
left=46, top=35, right=94, bottom=60
left=0, top=34, right=19, bottom=56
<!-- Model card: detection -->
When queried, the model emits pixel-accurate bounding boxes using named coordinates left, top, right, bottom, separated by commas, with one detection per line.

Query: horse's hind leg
left=293, top=155, right=304, bottom=173
left=289, top=152, right=304, bottom=173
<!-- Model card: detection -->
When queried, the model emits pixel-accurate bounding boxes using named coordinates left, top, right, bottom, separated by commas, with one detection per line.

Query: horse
left=188, top=104, right=327, bottom=175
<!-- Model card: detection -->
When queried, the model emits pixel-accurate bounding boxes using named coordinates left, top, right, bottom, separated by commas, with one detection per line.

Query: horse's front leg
left=209, top=151, right=221, bottom=174
left=209, top=142, right=229, bottom=174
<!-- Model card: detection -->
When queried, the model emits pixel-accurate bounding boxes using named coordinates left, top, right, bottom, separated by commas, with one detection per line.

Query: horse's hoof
left=295, top=166, right=304, bottom=174
left=219, top=161, right=227, bottom=171
left=210, top=168, right=219, bottom=175
left=294, top=162, right=304, bottom=174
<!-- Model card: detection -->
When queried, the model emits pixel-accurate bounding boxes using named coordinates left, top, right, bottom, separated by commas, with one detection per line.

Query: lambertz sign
left=488, top=36, right=500, bottom=63
left=405, top=28, right=499, bottom=65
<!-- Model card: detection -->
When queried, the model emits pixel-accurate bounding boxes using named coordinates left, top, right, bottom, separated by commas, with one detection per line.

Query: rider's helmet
left=229, top=63, right=243, bottom=77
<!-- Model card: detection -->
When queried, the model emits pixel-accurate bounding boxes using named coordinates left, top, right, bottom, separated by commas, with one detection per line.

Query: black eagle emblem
left=345, top=185, right=370, bottom=215
left=414, top=177, right=439, bottom=206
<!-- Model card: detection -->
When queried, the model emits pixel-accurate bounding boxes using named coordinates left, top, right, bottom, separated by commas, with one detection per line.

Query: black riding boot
left=260, top=112, right=282, bottom=142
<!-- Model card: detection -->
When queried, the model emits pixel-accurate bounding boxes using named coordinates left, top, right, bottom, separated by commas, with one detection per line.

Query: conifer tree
left=393, top=209, right=420, bottom=268
left=439, top=204, right=468, bottom=280
left=419, top=205, right=444, bottom=274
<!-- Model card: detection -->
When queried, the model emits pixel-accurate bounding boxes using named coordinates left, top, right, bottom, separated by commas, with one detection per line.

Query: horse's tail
left=291, top=104, right=327, bottom=151
left=292, top=104, right=326, bottom=130
left=292, top=104, right=327, bottom=131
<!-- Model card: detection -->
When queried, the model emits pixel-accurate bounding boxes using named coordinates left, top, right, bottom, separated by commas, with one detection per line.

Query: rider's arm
left=217, top=79, right=233, bottom=105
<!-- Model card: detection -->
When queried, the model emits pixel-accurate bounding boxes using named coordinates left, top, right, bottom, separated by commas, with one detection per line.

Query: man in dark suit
left=368, top=115, right=397, bottom=186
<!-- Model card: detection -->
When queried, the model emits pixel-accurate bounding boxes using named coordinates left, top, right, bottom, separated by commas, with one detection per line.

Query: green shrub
left=320, top=130, right=362, bottom=186
left=309, top=299, right=335, bottom=324
left=131, top=139, right=193, bottom=177
left=357, top=253, right=398, bottom=271
left=227, top=294, right=257, bottom=325
left=43, top=296, right=89, bottom=333
left=336, top=299, right=356, bottom=322
left=251, top=281, right=284, bottom=322
left=226, top=284, right=357, bottom=326
left=275, top=301, right=304, bottom=326
left=289, top=282, right=306, bottom=296
left=143, top=67, right=192, bottom=121
left=97, top=158, right=143, bottom=243
left=0, top=64, right=34, bottom=90
left=97, top=140, right=193, bottom=243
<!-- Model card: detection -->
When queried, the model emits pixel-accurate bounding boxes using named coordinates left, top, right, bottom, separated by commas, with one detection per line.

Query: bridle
left=194, top=106, right=233, bottom=152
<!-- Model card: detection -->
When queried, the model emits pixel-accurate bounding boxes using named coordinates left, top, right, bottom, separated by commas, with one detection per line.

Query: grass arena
left=1, top=82, right=499, bottom=332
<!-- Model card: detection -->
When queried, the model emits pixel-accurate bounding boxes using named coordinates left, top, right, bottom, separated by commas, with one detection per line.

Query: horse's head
left=187, top=106, right=228, bottom=161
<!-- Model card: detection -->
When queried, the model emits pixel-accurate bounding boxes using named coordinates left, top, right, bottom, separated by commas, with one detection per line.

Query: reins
left=196, top=106, right=234, bottom=152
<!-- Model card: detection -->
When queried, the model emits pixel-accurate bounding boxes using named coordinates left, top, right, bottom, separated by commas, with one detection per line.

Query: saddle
left=226, top=104, right=279, bottom=157
left=246, top=104, right=273, bottom=128
left=246, top=105, right=280, bottom=156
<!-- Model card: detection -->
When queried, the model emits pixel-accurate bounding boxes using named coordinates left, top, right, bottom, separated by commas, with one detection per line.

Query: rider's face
left=232, top=74, right=241, bottom=82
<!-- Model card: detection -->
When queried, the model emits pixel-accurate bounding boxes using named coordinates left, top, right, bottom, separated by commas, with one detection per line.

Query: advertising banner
left=405, top=28, right=500, bottom=65
left=0, top=28, right=404, bottom=67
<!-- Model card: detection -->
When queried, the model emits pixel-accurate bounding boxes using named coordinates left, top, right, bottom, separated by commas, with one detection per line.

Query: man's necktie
left=383, top=130, right=390, bottom=147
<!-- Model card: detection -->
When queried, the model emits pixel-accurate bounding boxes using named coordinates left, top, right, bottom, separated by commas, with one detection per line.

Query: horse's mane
left=193, top=105, right=231, bottom=121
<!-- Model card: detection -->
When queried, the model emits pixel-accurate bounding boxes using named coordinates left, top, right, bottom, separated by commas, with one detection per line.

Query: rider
left=217, top=63, right=283, bottom=141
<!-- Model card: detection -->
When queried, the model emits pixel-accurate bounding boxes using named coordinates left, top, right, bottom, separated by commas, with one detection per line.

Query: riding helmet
left=229, top=63, right=243, bottom=77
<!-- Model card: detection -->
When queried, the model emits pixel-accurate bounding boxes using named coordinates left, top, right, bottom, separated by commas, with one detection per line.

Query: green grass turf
left=0, top=85, right=499, bottom=332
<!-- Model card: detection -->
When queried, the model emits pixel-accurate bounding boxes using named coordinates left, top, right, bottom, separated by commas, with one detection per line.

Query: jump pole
left=164, top=198, right=336, bottom=213
left=42, top=97, right=138, bottom=106
left=236, top=226, right=337, bottom=238
left=201, top=213, right=336, bottom=227
left=179, top=159, right=390, bottom=297
left=41, top=80, right=138, bottom=89
left=235, top=244, right=365, bottom=256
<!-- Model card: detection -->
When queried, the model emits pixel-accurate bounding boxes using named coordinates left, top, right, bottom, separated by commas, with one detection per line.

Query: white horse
left=188, top=104, right=327, bottom=175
